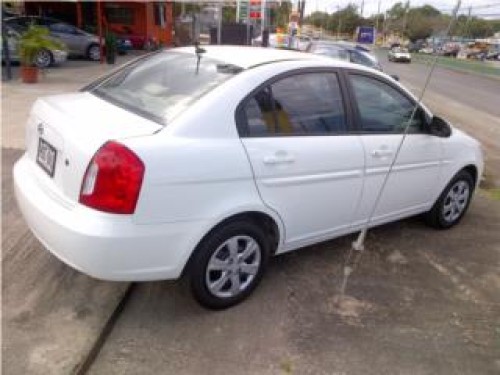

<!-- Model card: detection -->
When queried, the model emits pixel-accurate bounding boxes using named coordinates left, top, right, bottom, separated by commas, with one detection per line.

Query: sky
left=303, top=0, right=500, bottom=19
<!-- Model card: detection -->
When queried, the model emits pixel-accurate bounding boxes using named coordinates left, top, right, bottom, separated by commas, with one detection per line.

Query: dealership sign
left=356, top=26, right=376, bottom=44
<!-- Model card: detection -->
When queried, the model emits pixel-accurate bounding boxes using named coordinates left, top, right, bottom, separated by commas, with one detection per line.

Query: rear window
left=89, top=51, right=241, bottom=125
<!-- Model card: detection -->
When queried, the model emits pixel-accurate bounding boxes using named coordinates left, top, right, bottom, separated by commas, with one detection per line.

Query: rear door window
left=242, top=72, right=347, bottom=136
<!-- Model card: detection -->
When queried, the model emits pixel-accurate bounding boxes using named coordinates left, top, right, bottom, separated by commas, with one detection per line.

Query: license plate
left=36, top=138, right=57, bottom=177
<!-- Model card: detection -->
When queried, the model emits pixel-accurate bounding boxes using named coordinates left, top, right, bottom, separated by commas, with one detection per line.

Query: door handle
left=371, top=149, right=394, bottom=158
left=263, top=152, right=295, bottom=165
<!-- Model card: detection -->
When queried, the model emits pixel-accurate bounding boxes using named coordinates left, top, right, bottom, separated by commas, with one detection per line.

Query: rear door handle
left=263, top=152, right=295, bottom=165
left=371, top=149, right=394, bottom=158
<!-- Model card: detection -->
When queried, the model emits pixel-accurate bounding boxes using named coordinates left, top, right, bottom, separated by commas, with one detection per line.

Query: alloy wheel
left=205, top=235, right=261, bottom=299
left=442, top=180, right=470, bottom=223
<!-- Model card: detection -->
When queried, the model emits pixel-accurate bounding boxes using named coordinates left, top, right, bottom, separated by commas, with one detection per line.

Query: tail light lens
left=79, top=141, right=144, bottom=214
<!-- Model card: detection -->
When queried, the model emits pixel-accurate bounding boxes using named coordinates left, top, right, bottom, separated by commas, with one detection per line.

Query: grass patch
left=487, top=188, right=500, bottom=201
left=413, top=54, right=500, bottom=78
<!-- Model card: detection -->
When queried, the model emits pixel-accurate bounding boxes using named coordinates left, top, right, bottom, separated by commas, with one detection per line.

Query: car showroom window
left=244, top=72, right=346, bottom=136
left=349, top=74, right=425, bottom=133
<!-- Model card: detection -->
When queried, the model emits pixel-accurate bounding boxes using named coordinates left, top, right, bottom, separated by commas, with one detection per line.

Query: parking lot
left=3, top=53, right=500, bottom=375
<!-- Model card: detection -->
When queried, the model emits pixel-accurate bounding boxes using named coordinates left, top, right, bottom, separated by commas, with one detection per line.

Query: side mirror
left=429, top=116, right=452, bottom=137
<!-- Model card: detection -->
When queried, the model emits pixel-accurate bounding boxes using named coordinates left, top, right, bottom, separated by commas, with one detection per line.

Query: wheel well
left=181, top=212, right=281, bottom=278
left=462, top=165, right=478, bottom=187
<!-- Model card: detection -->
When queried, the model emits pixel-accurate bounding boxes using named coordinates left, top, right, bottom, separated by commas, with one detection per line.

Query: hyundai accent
left=14, top=46, right=483, bottom=309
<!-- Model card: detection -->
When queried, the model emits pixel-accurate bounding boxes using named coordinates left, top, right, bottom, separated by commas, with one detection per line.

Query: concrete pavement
left=2, top=56, right=140, bottom=375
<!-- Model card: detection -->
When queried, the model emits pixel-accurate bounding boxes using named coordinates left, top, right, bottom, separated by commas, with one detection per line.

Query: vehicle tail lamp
left=79, top=141, right=144, bottom=214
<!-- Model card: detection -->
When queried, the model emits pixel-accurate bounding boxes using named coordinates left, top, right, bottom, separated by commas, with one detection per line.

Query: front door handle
left=371, top=149, right=394, bottom=158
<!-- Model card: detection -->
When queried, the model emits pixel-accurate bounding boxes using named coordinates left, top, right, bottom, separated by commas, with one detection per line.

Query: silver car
left=1, top=24, right=68, bottom=68
left=5, top=16, right=102, bottom=61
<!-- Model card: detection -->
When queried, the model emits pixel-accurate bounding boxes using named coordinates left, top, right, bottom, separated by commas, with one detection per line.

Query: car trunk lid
left=25, top=92, right=162, bottom=205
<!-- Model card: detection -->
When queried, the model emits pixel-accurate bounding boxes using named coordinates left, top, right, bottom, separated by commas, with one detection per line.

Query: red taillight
left=79, top=141, right=144, bottom=214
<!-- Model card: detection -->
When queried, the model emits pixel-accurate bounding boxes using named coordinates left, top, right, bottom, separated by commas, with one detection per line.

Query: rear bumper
left=13, top=155, right=205, bottom=281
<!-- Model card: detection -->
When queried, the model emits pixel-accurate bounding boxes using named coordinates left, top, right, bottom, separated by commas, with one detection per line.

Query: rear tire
left=190, top=220, right=270, bottom=310
left=425, top=170, right=474, bottom=229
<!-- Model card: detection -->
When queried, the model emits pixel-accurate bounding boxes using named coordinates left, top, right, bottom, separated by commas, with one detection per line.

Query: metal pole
left=217, top=2, right=222, bottom=45
left=337, top=5, right=341, bottom=40
left=236, top=0, right=241, bottom=22
left=2, top=22, right=12, bottom=81
left=375, top=0, right=381, bottom=32
left=261, top=0, right=265, bottom=37
left=97, top=0, right=103, bottom=64
left=246, top=1, right=250, bottom=45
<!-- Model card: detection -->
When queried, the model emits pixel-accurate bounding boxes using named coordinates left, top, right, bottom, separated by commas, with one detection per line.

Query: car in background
left=1, top=24, right=68, bottom=68
left=4, top=16, right=132, bottom=61
left=13, top=46, right=482, bottom=309
left=253, top=33, right=312, bottom=51
left=307, top=40, right=383, bottom=71
left=388, top=47, right=411, bottom=63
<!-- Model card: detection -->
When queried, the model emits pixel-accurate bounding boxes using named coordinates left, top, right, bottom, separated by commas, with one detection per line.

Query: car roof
left=173, top=46, right=326, bottom=69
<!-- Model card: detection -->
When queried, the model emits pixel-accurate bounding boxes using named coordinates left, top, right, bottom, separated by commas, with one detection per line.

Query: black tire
left=87, top=44, right=100, bottom=61
left=190, top=220, right=270, bottom=310
left=34, top=49, right=53, bottom=68
left=425, top=170, right=474, bottom=229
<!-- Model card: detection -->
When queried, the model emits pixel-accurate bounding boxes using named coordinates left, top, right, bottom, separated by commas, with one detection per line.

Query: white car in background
left=388, top=47, right=412, bottom=63
left=14, top=47, right=483, bottom=309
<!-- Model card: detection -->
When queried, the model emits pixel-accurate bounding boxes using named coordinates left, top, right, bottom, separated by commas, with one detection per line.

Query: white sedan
left=14, top=46, right=483, bottom=309
left=388, top=47, right=412, bottom=63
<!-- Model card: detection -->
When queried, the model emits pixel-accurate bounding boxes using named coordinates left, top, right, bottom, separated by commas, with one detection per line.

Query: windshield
left=89, top=51, right=241, bottom=125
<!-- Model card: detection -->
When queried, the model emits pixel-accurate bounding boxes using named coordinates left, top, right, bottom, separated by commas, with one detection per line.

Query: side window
left=49, top=23, right=75, bottom=34
left=349, top=74, right=425, bottom=133
left=243, top=72, right=347, bottom=136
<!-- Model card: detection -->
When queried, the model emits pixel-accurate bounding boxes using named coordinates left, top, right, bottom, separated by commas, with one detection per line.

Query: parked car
left=388, top=47, right=411, bottom=62
left=1, top=24, right=68, bottom=68
left=307, top=40, right=383, bottom=71
left=253, top=33, right=312, bottom=51
left=13, top=47, right=483, bottom=309
left=4, top=16, right=132, bottom=60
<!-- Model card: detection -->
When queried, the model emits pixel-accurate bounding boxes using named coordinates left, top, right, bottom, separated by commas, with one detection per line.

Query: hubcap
left=89, top=46, right=100, bottom=61
left=35, top=50, right=51, bottom=68
left=442, top=180, right=470, bottom=223
left=205, top=235, right=261, bottom=299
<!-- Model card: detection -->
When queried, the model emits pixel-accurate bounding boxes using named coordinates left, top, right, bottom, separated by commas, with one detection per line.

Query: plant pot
left=106, top=51, right=116, bottom=65
left=21, top=66, right=39, bottom=83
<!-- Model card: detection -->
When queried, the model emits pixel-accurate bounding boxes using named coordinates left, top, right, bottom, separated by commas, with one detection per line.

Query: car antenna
left=336, top=0, right=463, bottom=306
left=194, top=41, right=206, bottom=75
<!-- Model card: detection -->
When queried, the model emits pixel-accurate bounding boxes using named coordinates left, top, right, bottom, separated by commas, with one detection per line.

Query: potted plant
left=18, top=25, right=65, bottom=83
left=105, top=31, right=117, bottom=64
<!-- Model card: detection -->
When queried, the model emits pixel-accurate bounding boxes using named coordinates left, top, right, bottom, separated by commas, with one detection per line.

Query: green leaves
left=18, top=25, right=66, bottom=66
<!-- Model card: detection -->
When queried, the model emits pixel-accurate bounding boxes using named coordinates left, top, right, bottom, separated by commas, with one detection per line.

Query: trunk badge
left=37, top=123, right=44, bottom=136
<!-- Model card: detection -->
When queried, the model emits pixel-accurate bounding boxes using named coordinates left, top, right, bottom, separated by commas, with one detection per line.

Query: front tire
left=190, top=220, right=270, bottom=309
left=87, top=44, right=100, bottom=61
left=425, top=170, right=474, bottom=229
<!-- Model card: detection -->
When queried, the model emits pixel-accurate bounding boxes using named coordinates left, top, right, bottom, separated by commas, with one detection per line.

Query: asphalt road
left=377, top=52, right=500, bottom=118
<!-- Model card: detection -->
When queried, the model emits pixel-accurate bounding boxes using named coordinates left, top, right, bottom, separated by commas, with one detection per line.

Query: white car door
left=346, top=72, right=443, bottom=227
left=237, top=70, right=365, bottom=251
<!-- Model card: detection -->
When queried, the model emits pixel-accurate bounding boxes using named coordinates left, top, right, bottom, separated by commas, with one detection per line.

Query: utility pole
left=375, top=0, right=381, bottom=32
left=402, top=0, right=410, bottom=39
left=360, top=0, right=365, bottom=18
left=465, top=6, right=472, bottom=39
left=337, top=5, right=342, bottom=40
